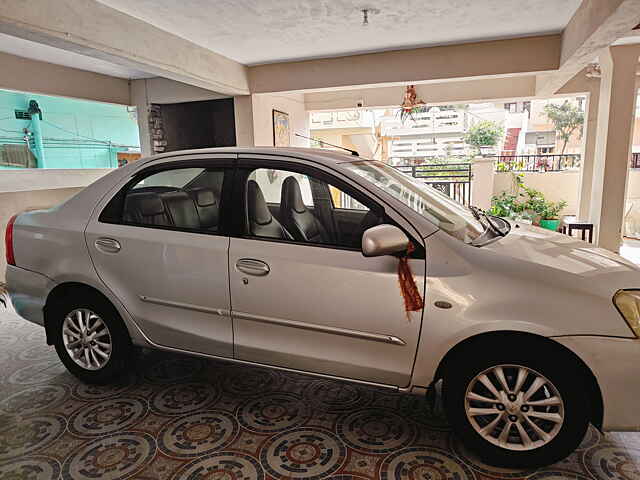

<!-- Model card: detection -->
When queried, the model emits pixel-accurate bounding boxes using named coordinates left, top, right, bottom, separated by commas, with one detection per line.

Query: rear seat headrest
left=192, top=188, right=216, bottom=207
left=135, top=194, right=165, bottom=216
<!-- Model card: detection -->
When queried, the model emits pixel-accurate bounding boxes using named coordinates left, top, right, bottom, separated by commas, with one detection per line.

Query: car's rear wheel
left=443, top=344, right=589, bottom=468
left=52, top=292, right=132, bottom=384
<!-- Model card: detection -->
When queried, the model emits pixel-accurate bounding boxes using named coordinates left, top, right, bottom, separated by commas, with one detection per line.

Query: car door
left=85, top=156, right=234, bottom=357
left=228, top=156, right=425, bottom=387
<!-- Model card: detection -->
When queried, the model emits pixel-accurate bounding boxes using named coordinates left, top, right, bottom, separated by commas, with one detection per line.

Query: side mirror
left=361, top=224, right=410, bottom=257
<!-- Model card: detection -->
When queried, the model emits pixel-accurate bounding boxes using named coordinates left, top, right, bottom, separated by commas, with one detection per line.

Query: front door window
left=245, top=167, right=383, bottom=249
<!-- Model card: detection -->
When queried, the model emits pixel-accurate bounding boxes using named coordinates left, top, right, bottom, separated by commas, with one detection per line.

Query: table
left=560, top=216, right=594, bottom=243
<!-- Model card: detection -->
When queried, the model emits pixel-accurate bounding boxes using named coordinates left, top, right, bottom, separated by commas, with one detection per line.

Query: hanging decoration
left=397, top=242, right=424, bottom=319
left=398, top=85, right=427, bottom=124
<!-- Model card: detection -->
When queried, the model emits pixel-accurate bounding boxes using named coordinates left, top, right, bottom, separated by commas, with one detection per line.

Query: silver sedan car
left=6, top=147, right=640, bottom=467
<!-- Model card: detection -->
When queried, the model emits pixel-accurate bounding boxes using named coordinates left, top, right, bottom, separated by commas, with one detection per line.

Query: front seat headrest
left=282, top=176, right=307, bottom=213
left=248, top=180, right=273, bottom=225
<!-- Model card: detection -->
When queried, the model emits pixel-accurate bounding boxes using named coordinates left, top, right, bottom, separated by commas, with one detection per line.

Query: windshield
left=344, top=161, right=485, bottom=243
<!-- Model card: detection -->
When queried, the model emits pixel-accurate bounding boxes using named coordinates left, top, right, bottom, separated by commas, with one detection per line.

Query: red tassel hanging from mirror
left=398, top=243, right=424, bottom=319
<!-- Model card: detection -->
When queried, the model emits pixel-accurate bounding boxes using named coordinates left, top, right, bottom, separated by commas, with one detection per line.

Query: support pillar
left=471, top=157, right=496, bottom=210
left=130, top=79, right=152, bottom=157
left=25, top=100, right=47, bottom=168
left=589, top=45, right=639, bottom=252
left=576, top=82, right=600, bottom=221
left=233, top=95, right=255, bottom=147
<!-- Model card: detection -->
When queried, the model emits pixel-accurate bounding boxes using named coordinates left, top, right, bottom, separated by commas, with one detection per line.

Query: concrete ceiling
left=0, top=33, right=152, bottom=79
left=95, top=0, right=582, bottom=65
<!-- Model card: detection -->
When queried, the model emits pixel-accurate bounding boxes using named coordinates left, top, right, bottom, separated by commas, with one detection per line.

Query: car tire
left=51, top=292, right=133, bottom=384
left=442, top=341, right=590, bottom=468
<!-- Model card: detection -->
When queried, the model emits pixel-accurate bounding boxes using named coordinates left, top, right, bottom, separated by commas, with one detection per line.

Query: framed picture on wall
left=272, top=109, right=290, bottom=147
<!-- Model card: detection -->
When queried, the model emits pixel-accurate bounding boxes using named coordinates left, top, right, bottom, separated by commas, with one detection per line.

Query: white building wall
left=252, top=93, right=309, bottom=147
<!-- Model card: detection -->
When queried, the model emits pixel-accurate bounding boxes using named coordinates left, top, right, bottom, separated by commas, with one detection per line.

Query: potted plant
left=538, top=200, right=567, bottom=231
left=520, top=187, right=546, bottom=225
left=489, top=176, right=567, bottom=231
left=489, top=191, right=521, bottom=218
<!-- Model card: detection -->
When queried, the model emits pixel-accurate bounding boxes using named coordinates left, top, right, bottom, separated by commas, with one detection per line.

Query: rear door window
left=100, top=167, right=226, bottom=233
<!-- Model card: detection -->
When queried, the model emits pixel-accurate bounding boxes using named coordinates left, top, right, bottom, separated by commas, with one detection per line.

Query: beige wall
left=0, top=169, right=112, bottom=282
left=492, top=169, right=640, bottom=222
left=0, top=187, right=82, bottom=282
left=479, top=168, right=640, bottom=240
left=624, top=170, right=640, bottom=238
left=0, top=169, right=112, bottom=194
left=0, top=51, right=130, bottom=105
left=251, top=93, right=309, bottom=147
left=493, top=171, right=580, bottom=217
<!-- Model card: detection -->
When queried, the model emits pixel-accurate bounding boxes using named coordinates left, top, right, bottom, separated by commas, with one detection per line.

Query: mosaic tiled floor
left=1, top=306, right=640, bottom=479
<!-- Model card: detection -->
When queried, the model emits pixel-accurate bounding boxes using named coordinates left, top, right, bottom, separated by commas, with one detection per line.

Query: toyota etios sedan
left=6, top=147, right=640, bottom=466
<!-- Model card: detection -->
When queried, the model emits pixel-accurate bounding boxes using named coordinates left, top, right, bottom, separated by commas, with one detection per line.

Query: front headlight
left=613, top=289, right=640, bottom=338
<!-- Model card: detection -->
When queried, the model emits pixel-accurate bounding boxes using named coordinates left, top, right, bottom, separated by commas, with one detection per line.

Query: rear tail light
left=5, top=214, right=17, bottom=266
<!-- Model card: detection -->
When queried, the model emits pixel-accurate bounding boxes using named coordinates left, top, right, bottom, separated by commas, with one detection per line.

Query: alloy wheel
left=62, top=308, right=112, bottom=371
left=464, top=364, right=564, bottom=451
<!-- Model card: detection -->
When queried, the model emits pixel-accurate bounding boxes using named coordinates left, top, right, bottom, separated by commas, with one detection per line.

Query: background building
left=0, top=89, right=140, bottom=169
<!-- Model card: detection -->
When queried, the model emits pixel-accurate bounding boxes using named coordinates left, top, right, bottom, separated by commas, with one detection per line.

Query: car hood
left=482, top=221, right=640, bottom=293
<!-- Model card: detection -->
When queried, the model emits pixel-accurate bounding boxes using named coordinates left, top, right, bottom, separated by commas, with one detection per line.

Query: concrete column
left=471, top=156, right=496, bottom=210
left=233, top=96, right=255, bottom=147
left=576, top=82, right=600, bottom=221
left=589, top=45, right=640, bottom=252
left=130, top=79, right=152, bottom=157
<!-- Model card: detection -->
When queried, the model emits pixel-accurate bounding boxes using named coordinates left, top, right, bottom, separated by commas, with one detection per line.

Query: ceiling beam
left=249, top=35, right=561, bottom=94
left=0, top=0, right=249, bottom=96
left=536, top=0, right=640, bottom=96
left=305, top=76, right=538, bottom=111
left=0, top=51, right=130, bottom=104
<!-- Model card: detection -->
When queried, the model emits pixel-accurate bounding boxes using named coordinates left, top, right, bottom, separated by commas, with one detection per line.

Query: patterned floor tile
left=1, top=307, right=639, bottom=480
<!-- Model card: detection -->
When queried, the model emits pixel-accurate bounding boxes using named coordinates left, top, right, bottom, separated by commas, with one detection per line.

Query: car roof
left=144, top=147, right=365, bottom=167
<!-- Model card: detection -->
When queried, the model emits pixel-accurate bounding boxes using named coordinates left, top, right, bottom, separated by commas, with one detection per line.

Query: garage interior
left=2, top=0, right=640, bottom=478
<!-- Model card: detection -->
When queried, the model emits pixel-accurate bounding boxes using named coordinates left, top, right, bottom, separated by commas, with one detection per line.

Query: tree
left=543, top=100, right=584, bottom=154
left=463, top=120, right=504, bottom=154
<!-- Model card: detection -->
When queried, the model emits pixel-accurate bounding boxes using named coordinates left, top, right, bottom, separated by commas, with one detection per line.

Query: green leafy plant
left=543, top=100, right=584, bottom=155
left=463, top=120, right=504, bottom=154
left=489, top=174, right=567, bottom=223
left=489, top=191, right=521, bottom=217
left=521, top=187, right=546, bottom=217
left=540, top=200, right=567, bottom=220
left=495, top=162, right=509, bottom=172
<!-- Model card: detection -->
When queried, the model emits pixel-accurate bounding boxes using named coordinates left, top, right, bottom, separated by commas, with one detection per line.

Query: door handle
left=236, top=258, right=270, bottom=276
left=95, top=237, right=121, bottom=253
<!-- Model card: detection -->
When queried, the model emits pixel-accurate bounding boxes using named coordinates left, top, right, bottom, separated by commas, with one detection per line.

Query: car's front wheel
left=52, top=292, right=133, bottom=384
left=443, top=343, right=590, bottom=468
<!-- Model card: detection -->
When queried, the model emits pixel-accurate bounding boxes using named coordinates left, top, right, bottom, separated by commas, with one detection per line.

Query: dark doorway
left=160, top=98, right=236, bottom=152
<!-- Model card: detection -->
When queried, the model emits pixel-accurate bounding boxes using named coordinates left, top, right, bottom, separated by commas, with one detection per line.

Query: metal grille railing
left=394, top=163, right=472, bottom=205
left=492, top=154, right=581, bottom=172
